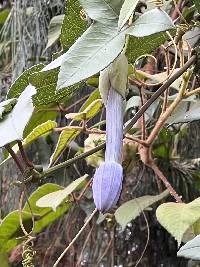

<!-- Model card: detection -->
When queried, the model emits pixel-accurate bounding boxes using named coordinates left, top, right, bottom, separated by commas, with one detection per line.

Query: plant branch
left=146, top=70, right=192, bottom=145
left=150, top=162, right=183, bottom=203
left=124, top=55, right=196, bottom=132
left=185, top=87, right=200, bottom=97
left=4, top=144, right=24, bottom=174
left=17, top=141, right=34, bottom=168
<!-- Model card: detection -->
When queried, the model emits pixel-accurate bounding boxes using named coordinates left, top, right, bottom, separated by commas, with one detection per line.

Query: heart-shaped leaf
left=36, top=175, right=88, bottom=211
left=0, top=85, right=36, bottom=147
left=156, top=198, right=200, bottom=246
left=177, top=235, right=200, bottom=260
left=43, top=22, right=126, bottom=90
left=115, top=190, right=169, bottom=230
left=127, top=9, right=174, bottom=37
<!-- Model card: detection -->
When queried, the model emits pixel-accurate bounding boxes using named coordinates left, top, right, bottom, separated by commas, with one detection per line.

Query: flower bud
left=92, top=161, right=123, bottom=213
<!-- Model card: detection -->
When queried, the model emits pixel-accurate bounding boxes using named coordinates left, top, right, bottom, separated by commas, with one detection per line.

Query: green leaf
left=24, top=120, right=57, bottom=145
left=23, top=183, right=63, bottom=216
left=43, top=22, right=126, bottom=90
left=118, top=0, right=140, bottom=30
left=49, top=127, right=81, bottom=166
left=167, top=101, right=200, bottom=125
left=156, top=198, right=200, bottom=246
left=0, top=9, right=10, bottom=27
left=79, top=0, right=119, bottom=25
left=36, top=175, right=88, bottom=211
left=23, top=107, right=57, bottom=138
left=126, top=32, right=169, bottom=63
left=193, top=0, right=200, bottom=13
left=7, top=64, right=44, bottom=99
left=115, top=190, right=169, bottom=230
left=0, top=253, right=9, bottom=267
left=0, top=85, right=36, bottom=147
left=30, top=68, right=80, bottom=107
left=45, top=15, right=64, bottom=50
left=60, top=0, right=87, bottom=50
left=79, top=88, right=101, bottom=112
left=0, top=98, right=17, bottom=120
left=66, top=99, right=103, bottom=120
left=177, top=235, right=200, bottom=260
left=127, top=9, right=174, bottom=37
left=34, top=203, right=71, bottom=233
left=0, top=211, right=32, bottom=253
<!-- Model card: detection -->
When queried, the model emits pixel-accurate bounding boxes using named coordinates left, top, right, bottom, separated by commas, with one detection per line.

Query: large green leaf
left=127, top=32, right=169, bottom=63
left=60, top=0, right=87, bottom=50
left=0, top=98, right=17, bottom=120
left=7, top=64, right=44, bottom=99
left=30, top=68, right=80, bottom=106
left=177, top=235, right=200, bottom=260
left=34, top=204, right=71, bottom=233
left=56, top=22, right=126, bottom=90
left=127, top=9, right=174, bottom=37
left=24, top=120, right=57, bottom=145
left=118, top=0, right=140, bottom=30
left=0, top=85, right=36, bottom=147
left=36, top=175, right=88, bottom=211
left=49, top=127, right=81, bottom=166
left=156, top=198, right=200, bottom=246
left=115, top=190, right=169, bottom=230
left=45, top=15, right=64, bottom=50
left=0, top=211, right=32, bottom=253
left=66, top=99, right=103, bottom=120
left=23, top=183, right=63, bottom=216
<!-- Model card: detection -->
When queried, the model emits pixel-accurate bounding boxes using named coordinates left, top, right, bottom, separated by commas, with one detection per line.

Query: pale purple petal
left=92, top=161, right=123, bottom=213
left=105, top=87, right=123, bottom=163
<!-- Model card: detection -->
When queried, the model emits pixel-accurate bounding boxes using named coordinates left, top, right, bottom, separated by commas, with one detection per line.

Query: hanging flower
left=92, top=54, right=128, bottom=213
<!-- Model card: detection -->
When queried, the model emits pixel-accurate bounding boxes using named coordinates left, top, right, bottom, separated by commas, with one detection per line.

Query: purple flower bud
left=105, top=87, right=123, bottom=163
left=92, top=161, right=123, bottom=213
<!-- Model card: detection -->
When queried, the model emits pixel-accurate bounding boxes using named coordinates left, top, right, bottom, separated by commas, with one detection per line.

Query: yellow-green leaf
left=36, top=175, right=89, bottom=211
left=49, top=127, right=81, bottom=166
left=24, top=120, right=57, bottom=145
left=156, top=197, right=200, bottom=246
left=115, top=190, right=169, bottom=230
left=66, top=99, right=103, bottom=121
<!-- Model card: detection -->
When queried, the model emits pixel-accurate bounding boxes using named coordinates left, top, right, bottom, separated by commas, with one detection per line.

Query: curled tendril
left=22, top=239, right=36, bottom=267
